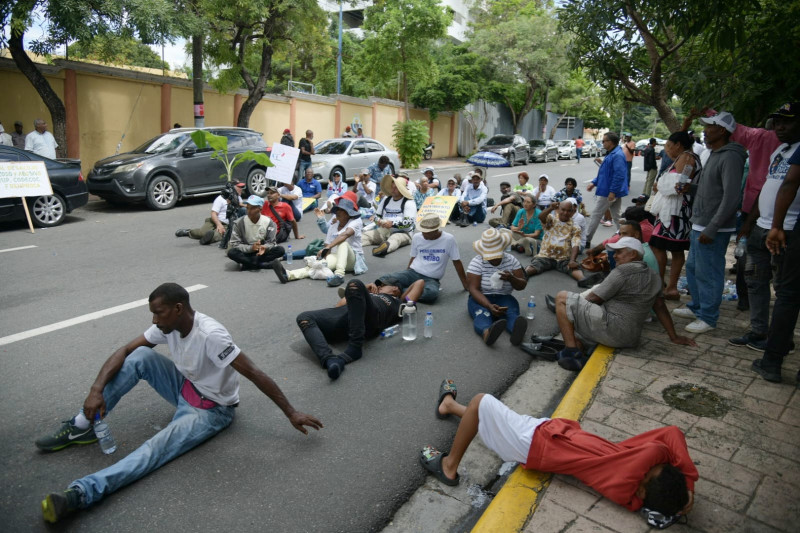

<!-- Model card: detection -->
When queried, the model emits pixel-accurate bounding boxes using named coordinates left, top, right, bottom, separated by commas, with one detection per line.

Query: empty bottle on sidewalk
left=527, top=295, right=536, bottom=320
left=286, top=245, right=293, bottom=265
left=381, top=325, right=399, bottom=338
left=401, top=301, right=417, bottom=341
left=424, top=312, right=433, bottom=338
left=94, top=414, right=117, bottom=455
left=734, top=238, right=747, bottom=258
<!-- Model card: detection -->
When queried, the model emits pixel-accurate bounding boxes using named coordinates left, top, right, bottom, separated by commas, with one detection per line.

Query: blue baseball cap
left=244, top=195, right=265, bottom=207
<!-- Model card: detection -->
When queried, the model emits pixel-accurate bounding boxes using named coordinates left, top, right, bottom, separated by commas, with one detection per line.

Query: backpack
left=379, top=195, right=408, bottom=217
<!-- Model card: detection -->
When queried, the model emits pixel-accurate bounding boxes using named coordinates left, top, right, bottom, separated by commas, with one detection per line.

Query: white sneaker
left=685, top=319, right=714, bottom=333
left=672, top=307, right=696, bottom=319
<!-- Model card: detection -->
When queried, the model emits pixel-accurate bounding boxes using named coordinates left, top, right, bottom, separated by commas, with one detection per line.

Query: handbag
left=581, top=252, right=610, bottom=273
left=268, top=204, right=292, bottom=243
left=305, top=238, right=326, bottom=255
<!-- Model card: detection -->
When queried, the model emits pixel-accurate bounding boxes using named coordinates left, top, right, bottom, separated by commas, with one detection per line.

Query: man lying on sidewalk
left=421, top=380, right=697, bottom=529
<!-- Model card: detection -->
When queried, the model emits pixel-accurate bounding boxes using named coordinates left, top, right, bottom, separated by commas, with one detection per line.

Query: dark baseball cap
left=376, top=276, right=402, bottom=288
left=632, top=194, right=649, bottom=204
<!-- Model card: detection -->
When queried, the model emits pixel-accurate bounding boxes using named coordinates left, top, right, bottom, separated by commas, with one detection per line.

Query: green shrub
left=392, top=120, right=429, bottom=169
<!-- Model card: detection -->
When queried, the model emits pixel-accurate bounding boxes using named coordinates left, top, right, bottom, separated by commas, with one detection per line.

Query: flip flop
left=484, top=320, right=506, bottom=346
left=419, top=445, right=459, bottom=486
left=436, top=379, right=457, bottom=420
left=558, top=351, right=589, bottom=372
left=509, top=316, right=528, bottom=346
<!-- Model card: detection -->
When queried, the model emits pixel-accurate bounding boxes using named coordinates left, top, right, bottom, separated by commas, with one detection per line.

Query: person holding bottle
left=35, top=283, right=322, bottom=523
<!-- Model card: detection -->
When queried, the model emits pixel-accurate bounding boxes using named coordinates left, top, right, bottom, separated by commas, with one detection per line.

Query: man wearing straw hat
left=362, top=174, right=417, bottom=257
left=466, top=228, right=529, bottom=346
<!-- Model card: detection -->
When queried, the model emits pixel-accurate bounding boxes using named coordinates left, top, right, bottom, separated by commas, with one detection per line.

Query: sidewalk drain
left=662, top=384, right=728, bottom=418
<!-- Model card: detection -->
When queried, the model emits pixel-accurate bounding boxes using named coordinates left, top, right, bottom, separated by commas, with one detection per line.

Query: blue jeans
left=745, top=225, right=779, bottom=335
left=70, top=348, right=235, bottom=507
left=467, top=294, right=520, bottom=337
left=576, top=148, right=582, bottom=162
left=460, top=204, right=486, bottom=223
left=382, top=269, right=440, bottom=303
left=685, top=230, right=733, bottom=327
left=299, top=159, right=312, bottom=178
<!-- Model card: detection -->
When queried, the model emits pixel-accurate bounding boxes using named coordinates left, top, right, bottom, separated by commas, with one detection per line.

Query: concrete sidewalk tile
left=602, top=375, right=646, bottom=394
left=541, top=477, right=601, bottom=514
left=699, top=349, right=746, bottom=369
left=692, top=358, right=757, bottom=382
left=593, top=386, right=672, bottom=419
left=521, top=498, right=577, bottom=533
left=731, top=444, right=800, bottom=488
left=693, top=478, right=750, bottom=513
left=381, top=485, right=472, bottom=532
left=738, top=396, right=785, bottom=420
left=778, top=406, right=800, bottom=427
left=584, top=498, right=651, bottom=533
left=739, top=518, right=785, bottom=533
left=604, top=364, right=658, bottom=387
left=788, top=390, right=800, bottom=411
left=584, top=401, right=616, bottom=422
left=604, top=409, right=667, bottom=435
left=609, top=354, right=648, bottom=369
left=744, top=379, right=795, bottom=404
left=747, top=476, right=800, bottom=532
left=685, top=426, right=739, bottom=460
left=682, top=495, right=746, bottom=532
left=566, top=515, right=631, bottom=533
left=660, top=408, right=701, bottom=432
left=722, top=413, right=800, bottom=446
left=687, top=448, right=762, bottom=496
left=701, top=373, right=754, bottom=394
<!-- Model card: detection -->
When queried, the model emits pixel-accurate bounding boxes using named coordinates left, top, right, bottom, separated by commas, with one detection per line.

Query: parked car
left=555, top=140, right=577, bottom=159
left=311, top=138, right=401, bottom=185
left=87, top=127, right=270, bottom=210
left=580, top=140, right=597, bottom=158
left=479, top=134, right=529, bottom=166
left=528, top=139, right=558, bottom=162
left=634, top=138, right=667, bottom=156
left=0, top=145, right=88, bottom=227
left=595, top=140, right=606, bottom=156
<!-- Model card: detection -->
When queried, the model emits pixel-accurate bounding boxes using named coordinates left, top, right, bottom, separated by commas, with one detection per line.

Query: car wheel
left=30, top=194, right=66, bottom=228
left=146, top=175, right=178, bottom=210
left=247, top=167, right=269, bottom=197
left=423, top=150, right=432, bottom=160
left=508, top=152, right=516, bottom=166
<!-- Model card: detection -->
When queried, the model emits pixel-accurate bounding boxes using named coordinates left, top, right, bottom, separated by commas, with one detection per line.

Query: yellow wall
left=373, top=103, right=401, bottom=149
left=294, top=100, right=336, bottom=141
left=170, top=85, right=195, bottom=128
left=2, top=70, right=64, bottom=135
left=339, top=102, right=372, bottom=138
left=431, top=114, right=452, bottom=157
left=250, top=99, right=291, bottom=146
left=203, top=91, right=234, bottom=128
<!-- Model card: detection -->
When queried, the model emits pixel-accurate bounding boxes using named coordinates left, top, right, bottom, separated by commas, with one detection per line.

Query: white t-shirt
left=409, top=231, right=460, bottom=279
left=533, top=185, right=557, bottom=207
left=378, top=196, right=417, bottom=233
left=572, top=211, right=587, bottom=247
left=467, top=253, right=522, bottom=295
left=438, top=187, right=461, bottom=200
left=357, top=181, right=376, bottom=205
left=326, top=216, right=363, bottom=254
left=756, top=142, right=800, bottom=230
left=279, top=185, right=304, bottom=213
left=24, top=130, right=58, bottom=159
left=144, top=312, right=241, bottom=406
left=211, top=195, right=231, bottom=224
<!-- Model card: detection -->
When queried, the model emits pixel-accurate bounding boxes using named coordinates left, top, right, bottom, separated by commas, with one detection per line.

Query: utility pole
left=336, top=1, right=342, bottom=94
left=192, top=34, right=204, bottom=128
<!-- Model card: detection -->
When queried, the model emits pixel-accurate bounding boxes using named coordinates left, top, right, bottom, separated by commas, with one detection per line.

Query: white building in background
left=318, top=0, right=471, bottom=43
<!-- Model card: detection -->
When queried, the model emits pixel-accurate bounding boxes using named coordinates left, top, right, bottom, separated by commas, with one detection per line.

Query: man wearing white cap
left=553, top=237, right=696, bottom=371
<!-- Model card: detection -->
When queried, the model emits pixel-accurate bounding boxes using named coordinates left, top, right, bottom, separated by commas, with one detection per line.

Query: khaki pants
left=643, top=169, right=658, bottom=196
left=361, top=227, right=412, bottom=254
left=512, top=233, right=539, bottom=256
left=189, top=218, right=224, bottom=242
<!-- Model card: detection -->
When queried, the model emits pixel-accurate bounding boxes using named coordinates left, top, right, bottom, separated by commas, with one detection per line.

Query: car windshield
left=556, top=140, right=572, bottom=147
left=132, top=133, right=192, bottom=154
left=485, top=135, right=513, bottom=146
left=315, top=140, right=351, bottom=155
left=529, top=140, right=545, bottom=147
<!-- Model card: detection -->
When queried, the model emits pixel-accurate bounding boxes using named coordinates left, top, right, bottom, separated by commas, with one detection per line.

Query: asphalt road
left=0, top=156, right=643, bottom=532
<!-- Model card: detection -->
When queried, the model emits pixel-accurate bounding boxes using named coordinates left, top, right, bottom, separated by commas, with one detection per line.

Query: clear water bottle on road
left=401, top=301, right=417, bottom=341
left=286, top=245, right=293, bottom=265
left=424, top=312, right=433, bottom=338
left=472, top=221, right=477, bottom=227
left=527, top=295, right=536, bottom=320
left=94, top=414, right=117, bottom=455
left=381, top=324, right=399, bottom=338
left=734, top=237, right=747, bottom=258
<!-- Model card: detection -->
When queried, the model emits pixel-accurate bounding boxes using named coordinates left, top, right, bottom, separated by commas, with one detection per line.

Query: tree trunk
left=9, top=28, right=67, bottom=158
left=236, top=40, right=273, bottom=127
left=403, top=71, right=410, bottom=121
left=192, top=34, right=204, bottom=127
left=653, top=97, right=681, bottom=133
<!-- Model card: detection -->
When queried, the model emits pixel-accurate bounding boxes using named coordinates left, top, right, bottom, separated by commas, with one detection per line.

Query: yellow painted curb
left=471, top=345, right=616, bottom=533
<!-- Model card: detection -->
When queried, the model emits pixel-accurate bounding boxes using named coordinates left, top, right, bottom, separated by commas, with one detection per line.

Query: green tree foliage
left=392, top=119, right=430, bottom=169
left=303, top=18, right=370, bottom=98
left=469, top=3, right=567, bottom=133
left=190, top=129, right=272, bottom=182
left=360, top=0, right=451, bottom=119
left=547, top=70, right=609, bottom=137
left=67, top=36, right=169, bottom=70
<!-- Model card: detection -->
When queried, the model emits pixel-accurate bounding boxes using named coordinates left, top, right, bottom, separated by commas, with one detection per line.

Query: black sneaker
left=175, top=228, right=190, bottom=237
left=42, top=488, right=82, bottom=523
left=35, top=419, right=97, bottom=452
left=271, top=259, right=288, bottom=283
left=728, top=331, right=766, bottom=349
left=751, top=359, right=781, bottom=383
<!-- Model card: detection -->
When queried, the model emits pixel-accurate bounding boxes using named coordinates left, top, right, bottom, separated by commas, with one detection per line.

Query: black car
left=479, top=134, right=529, bottom=166
left=0, top=145, right=88, bottom=227
left=87, top=127, right=270, bottom=210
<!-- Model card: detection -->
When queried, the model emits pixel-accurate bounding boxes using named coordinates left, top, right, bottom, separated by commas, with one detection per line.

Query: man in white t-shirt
left=355, top=168, right=376, bottom=207
left=362, top=174, right=417, bottom=257
left=36, top=283, right=322, bottom=523
left=24, top=118, right=58, bottom=159
left=377, top=213, right=468, bottom=303
left=175, top=181, right=245, bottom=244
left=279, top=179, right=305, bottom=221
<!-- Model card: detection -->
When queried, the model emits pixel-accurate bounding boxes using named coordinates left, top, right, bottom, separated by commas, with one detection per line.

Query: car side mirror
left=182, top=147, right=196, bottom=157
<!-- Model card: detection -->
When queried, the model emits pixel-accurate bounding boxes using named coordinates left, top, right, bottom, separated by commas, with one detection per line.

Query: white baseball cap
left=606, top=236, right=644, bottom=257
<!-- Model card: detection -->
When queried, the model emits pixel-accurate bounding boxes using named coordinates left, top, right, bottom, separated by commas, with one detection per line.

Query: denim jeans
left=383, top=269, right=440, bottom=303
left=759, top=219, right=800, bottom=373
left=685, top=229, right=733, bottom=327
left=299, top=159, right=312, bottom=178
left=467, top=294, right=520, bottom=337
left=745, top=225, right=779, bottom=335
left=70, top=348, right=235, bottom=507
left=460, top=204, right=486, bottom=223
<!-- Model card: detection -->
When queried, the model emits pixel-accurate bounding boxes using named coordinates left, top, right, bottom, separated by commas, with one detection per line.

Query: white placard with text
left=0, top=161, right=53, bottom=198
left=266, top=143, right=300, bottom=185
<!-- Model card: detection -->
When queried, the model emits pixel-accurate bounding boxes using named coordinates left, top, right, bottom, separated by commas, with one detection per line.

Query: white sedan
left=310, top=138, right=401, bottom=184
left=555, top=140, right=577, bottom=159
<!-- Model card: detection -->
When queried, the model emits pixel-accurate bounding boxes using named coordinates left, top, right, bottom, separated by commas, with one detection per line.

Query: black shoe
left=35, top=419, right=97, bottom=452
left=545, top=294, right=556, bottom=313
left=751, top=359, right=781, bottom=383
left=509, top=316, right=527, bottom=346
left=175, top=228, right=190, bottom=237
left=199, top=230, right=215, bottom=245
left=577, top=272, right=604, bottom=288
left=271, top=259, right=288, bottom=283
left=483, top=320, right=506, bottom=346
left=519, top=342, right=559, bottom=361
left=42, top=488, right=82, bottom=523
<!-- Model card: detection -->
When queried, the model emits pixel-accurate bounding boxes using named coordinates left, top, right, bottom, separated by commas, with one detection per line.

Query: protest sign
left=416, top=195, right=458, bottom=227
left=0, top=161, right=53, bottom=233
left=266, top=143, right=300, bottom=185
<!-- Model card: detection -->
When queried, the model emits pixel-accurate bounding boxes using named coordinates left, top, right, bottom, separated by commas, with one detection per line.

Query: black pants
left=296, top=279, right=388, bottom=366
left=227, top=246, right=285, bottom=269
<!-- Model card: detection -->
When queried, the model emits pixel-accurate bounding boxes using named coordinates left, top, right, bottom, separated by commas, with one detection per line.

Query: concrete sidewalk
left=523, top=296, right=800, bottom=533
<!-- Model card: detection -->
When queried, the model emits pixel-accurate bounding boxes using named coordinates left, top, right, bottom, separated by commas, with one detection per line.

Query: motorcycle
left=423, top=142, right=435, bottom=160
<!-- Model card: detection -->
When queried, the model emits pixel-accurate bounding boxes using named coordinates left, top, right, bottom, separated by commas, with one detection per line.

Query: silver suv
left=87, top=127, right=269, bottom=210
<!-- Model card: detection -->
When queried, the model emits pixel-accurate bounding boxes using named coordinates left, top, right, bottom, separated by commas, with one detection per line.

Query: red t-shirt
left=525, top=419, right=697, bottom=511
left=261, top=201, right=295, bottom=224
left=575, top=139, right=585, bottom=149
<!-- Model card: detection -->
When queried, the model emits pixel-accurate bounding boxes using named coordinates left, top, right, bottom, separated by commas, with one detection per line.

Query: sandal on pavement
left=419, top=445, right=459, bottom=486
left=436, top=379, right=457, bottom=420
left=483, top=320, right=506, bottom=346
left=510, top=316, right=528, bottom=346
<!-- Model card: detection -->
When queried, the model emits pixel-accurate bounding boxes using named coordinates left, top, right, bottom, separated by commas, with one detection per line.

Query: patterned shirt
left=537, top=213, right=581, bottom=261
left=553, top=187, right=583, bottom=205
left=367, top=162, right=392, bottom=184
left=414, top=188, right=437, bottom=209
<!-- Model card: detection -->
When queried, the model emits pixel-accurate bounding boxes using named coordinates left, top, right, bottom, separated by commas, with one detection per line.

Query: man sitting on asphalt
left=175, top=181, right=244, bottom=245
left=362, top=174, right=417, bottom=257
left=488, top=181, right=522, bottom=227
left=262, top=186, right=305, bottom=243
left=355, top=168, right=377, bottom=208
left=524, top=201, right=587, bottom=284
left=298, top=168, right=323, bottom=212
left=226, top=196, right=285, bottom=270
left=421, top=380, right=697, bottom=529
left=421, top=166, right=441, bottom=191
left=279, top=177, right=305, bottom=221
left=367, top=155, right=393, bottom=185
left=456, top=173, right=488, bottom=226
left=296, top=278, right=424, bottom=380
left=553, top=237, right=696, bottom=371
left=414, top=175, right=437, bottom=209
left=584, top=219, right=658, bottom=272
left=37, top=282, right=322, bottom=523
left=376, top=213, right=468, bottom=304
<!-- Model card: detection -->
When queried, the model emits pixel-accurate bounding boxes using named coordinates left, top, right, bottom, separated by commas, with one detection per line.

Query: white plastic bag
left=490, top=271, right=504, bottom=290
left=306, top=257, right=334, bottom=280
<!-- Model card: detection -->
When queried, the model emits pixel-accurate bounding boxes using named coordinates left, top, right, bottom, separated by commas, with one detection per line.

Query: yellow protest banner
left=301, top=197, right=317, bottom=211
left=416, top=195, right=459, bottom=228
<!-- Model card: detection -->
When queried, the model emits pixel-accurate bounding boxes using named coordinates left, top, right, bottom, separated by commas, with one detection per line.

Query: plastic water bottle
left=527, top=295, right=536, bottom=320
left=402, top=301, right=417, bottom=341
left=472, top=221, right=477, bottom=227
left=381, top=324, right=399, bottom=338
left=94, top=414, right=117, bottom=455
left=286, top=245, right=293, bottom=265
left=678, top=163, right=694, bottom=185
left=424, top=312, right=433, bottom=338
left=734, top=237, right=747, bottom=258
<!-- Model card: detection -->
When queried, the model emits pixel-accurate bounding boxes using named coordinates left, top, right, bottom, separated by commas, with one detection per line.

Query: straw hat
left=473, top=228, right=512, bottom=261
left=381, top=174, right=413, bottom=200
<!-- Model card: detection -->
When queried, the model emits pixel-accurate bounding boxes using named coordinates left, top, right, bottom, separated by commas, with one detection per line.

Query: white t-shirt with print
left=144, top=312, right=241, bottom=406
left=326, top=216, right=364, bottom=254
left=756, top=142, right=800, bottom=230
left=409, top=232, right=460, bottom=279
left=379, top=196, right=417, bottom=233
